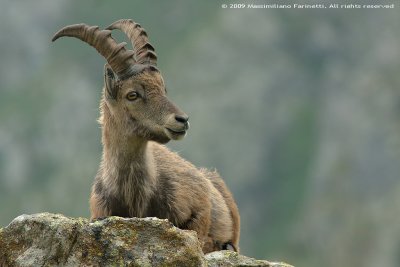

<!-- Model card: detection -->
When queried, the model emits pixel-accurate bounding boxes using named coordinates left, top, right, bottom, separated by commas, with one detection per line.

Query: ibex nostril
left=175, top=114, right=189, bottom=124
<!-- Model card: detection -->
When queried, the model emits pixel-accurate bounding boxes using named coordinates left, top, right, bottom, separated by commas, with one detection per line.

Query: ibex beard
left=52, top=19, right=240, bottom=253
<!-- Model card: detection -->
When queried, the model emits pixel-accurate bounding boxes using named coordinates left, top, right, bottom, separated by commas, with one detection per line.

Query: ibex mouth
left=167, top=128, right=186, bottom=134
left=165, top=128, right=187, bottom=140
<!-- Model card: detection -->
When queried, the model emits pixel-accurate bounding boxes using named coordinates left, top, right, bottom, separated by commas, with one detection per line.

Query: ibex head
left=52, top=19, right=189, bottom=144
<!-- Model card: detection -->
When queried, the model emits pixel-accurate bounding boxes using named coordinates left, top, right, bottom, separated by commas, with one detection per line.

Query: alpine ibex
left=52, top=19, right=240, bottom=253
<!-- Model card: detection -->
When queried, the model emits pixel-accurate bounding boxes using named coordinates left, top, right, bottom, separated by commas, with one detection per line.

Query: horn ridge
left=106, top=19, right=158, bottom=66
left=52, top=23, right=136, bottom=77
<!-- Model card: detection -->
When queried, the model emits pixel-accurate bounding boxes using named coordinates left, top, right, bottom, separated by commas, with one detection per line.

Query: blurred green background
left=0, top=0, right=399, bottom=266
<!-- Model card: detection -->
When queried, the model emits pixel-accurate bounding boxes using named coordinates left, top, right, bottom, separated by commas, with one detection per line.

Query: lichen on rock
left=205, top=250, right=293, bottom=267
left=0, top=213, right=293, bottom=267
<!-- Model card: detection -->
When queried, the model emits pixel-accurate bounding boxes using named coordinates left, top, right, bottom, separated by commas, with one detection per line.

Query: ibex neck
left=99, top=100, right=157, bottom=217
left=103, top=130, right=148, bottom=164
left=100, top=99, right=149, bottom=163
left=102, top=130, right=152, bottom=175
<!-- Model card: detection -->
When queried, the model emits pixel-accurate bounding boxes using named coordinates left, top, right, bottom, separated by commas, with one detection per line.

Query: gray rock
left=0, top=213, right=293, bottom=267
left=205, top=251, right=293, bottom=267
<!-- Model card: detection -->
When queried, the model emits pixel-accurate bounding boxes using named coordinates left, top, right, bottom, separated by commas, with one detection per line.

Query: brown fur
left=88, top=67, right=240, bottom=253
left=52, top=20, right=240, bottom=253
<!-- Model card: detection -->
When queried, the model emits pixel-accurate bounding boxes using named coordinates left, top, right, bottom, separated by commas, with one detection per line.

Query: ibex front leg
left=178, top=203, right=212, bottom=251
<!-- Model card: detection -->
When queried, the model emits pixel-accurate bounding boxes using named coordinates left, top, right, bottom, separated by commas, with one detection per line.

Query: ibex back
left=52, top=19, right=240, bottom=253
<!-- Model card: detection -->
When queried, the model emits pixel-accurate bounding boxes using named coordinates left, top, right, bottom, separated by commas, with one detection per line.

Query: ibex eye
left=126, top=92, right=139, bottom=101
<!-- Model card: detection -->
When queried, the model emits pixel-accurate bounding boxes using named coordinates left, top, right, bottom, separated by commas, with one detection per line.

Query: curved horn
left=52, top=23, right=136, bottom=77
left=106, top=19, right=158, bottom=66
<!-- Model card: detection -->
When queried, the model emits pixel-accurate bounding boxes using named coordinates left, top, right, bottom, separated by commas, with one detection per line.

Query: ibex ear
left=104, top=64, right=118, bottom=99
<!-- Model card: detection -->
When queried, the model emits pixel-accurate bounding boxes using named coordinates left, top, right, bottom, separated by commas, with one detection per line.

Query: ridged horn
left=52, top=23, right=136, bottom=77
left=106, top=19, right=158, bottom=66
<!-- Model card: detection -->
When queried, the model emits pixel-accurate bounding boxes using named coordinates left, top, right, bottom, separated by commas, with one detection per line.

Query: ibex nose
left=175, top=114, right=189, bottom=124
